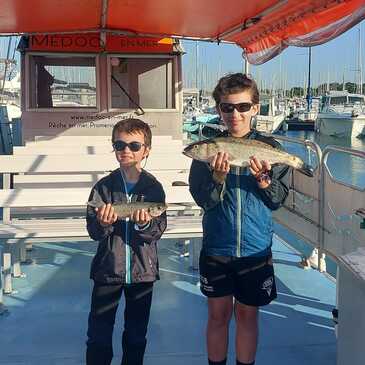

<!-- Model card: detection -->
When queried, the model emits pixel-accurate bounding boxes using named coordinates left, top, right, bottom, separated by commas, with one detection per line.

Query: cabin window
left=349, top=96, right=364, bottom=104
left=28, top=55, right=97, bottom=109
left=329, top=96, right=347, bottom=105
left=110, top=57, right=174, bottom=109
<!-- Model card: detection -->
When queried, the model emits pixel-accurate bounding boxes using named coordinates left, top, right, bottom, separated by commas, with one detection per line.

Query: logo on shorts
left=200, top=275, right=208, bottom=285
left=261, top=276, right=274, bottom=296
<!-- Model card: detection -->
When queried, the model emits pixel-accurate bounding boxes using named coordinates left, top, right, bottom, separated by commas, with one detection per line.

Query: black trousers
left=86, top=282, right=153, bottom=365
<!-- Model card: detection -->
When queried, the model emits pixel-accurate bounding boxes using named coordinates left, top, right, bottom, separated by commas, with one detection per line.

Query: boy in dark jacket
left=189, top=74, right=290, bottom=365
left=85, top=118, right=167, bottom=365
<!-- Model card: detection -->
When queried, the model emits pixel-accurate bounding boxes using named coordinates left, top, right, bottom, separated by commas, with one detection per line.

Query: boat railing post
left=198, top=123, right=203, bottom=141
left=1, top=173, right=11, bottom=222
left=0, top=246, right=6, bottom=315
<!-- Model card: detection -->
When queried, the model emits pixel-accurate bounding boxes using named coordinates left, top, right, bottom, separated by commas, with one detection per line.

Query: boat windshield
left=329, top=96, right=347, bottom=105
left=349, top=96, right=364, bottom=104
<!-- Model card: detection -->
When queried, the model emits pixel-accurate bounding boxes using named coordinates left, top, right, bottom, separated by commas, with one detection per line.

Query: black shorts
left=199, top=253, right=277, bottom=306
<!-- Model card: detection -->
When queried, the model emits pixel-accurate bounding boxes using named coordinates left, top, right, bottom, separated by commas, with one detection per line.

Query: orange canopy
left=0, top=0, right=364, bottom=64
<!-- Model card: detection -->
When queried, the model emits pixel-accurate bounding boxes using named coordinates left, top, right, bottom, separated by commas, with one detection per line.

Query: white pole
left=359, top=26, right=363, bottom=94
left=244, top=58, right=250, bottom=75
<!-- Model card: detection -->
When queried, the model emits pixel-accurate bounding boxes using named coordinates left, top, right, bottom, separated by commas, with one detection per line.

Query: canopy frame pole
left=217, top=0, right=288, bottom=40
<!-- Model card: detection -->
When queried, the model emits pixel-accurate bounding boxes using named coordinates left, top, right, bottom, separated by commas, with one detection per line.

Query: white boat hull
left=256, top=113, right=285, bottom=133
left=316, top=113, right=365, bottom=139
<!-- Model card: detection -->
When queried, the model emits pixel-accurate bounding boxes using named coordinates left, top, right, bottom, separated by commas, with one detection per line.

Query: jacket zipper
left=235, top=167, right=241, bottom=257
left=120, top=170, right=132, bottom=284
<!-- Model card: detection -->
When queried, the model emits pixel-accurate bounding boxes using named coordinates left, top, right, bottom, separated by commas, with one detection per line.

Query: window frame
left=25, top=52, right=100, bottom=112
left=106, top=54, right=178, bottom=113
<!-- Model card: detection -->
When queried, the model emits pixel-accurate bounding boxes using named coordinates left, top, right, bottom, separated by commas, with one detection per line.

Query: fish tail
left=298, top=163, right=314, bottom=177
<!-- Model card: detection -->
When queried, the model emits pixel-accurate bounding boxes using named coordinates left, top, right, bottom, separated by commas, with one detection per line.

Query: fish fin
left=298, top=164, right=314, bottom=177
left=87, top=200, right=101, bottom=208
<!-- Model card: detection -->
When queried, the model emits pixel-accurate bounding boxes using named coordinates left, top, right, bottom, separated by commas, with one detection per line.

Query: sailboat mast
left=358, top=26, right=363, bottom=95
left=1, top=37, right=12, bottom=95
left=306, top=47, right=312, bottom=112
left=195, top=41, right=199, bottom=90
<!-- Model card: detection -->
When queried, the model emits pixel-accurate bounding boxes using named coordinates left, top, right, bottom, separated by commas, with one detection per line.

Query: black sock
left=208, top=359, right=227, bottom=365
left=236, top=361, right=255, bottom=365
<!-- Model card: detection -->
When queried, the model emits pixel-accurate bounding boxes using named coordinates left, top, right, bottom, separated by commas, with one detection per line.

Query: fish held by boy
left=183, top=137, right=314, bottom=177
left=87, top=200, right=168, bottom=219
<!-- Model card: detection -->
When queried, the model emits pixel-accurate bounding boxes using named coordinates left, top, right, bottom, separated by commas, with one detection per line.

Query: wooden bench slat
left=0, top=186, right=195, bottom=207
left=0, top=216, right=203, bottom=239
left=0, top=154, right=192, bottom=173
left=13, top=171, right=189, bottom=188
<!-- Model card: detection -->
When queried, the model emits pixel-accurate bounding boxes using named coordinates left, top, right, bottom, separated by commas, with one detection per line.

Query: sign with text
left=30, top=34, right=102, bottom=52
left=106, top=35, right=173, bottom=53
left=30, top=34, right=174, bottom=53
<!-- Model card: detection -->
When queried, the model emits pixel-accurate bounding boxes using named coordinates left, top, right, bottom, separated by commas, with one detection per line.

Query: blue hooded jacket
left=188, top=131, right=290, bottom=257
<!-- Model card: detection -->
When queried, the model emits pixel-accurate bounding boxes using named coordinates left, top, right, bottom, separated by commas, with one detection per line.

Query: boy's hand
left=130, top=209, right=152, bottom=226
left=249, top=156, right=272, bottom=189
left=95, top=203, right=118, bottom=227
left=211, top=152, right=230, bottom=184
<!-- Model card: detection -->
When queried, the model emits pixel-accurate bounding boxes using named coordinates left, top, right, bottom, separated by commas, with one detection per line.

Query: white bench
left=0, top=153, right=192, bottom=218
left=0, top=185, right=202, bottom=295
left=0, top=150, right=202, bottom=301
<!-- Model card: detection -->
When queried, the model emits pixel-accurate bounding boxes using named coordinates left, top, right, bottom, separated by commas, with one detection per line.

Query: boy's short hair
left=213, top=73, right=260, bottom=106
left=112, top=118, right=152, bottom=147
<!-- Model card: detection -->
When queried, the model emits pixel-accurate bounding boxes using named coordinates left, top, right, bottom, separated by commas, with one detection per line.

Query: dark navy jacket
left=86, top=169, right=167, bottom=285
left=188, top=131, right=290, bottom=257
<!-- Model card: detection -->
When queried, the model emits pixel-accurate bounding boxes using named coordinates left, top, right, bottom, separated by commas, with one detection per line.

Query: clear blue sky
left=182, top=20, right=365, bottom=92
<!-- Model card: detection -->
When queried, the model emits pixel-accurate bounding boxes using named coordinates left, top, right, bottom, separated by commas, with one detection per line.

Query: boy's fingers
left=107, top=206, right=115, bottom=222
left=253, top=157, right=262, bottom=171
left=223, top=160, right=230, bottom=172
left=215, top=152, right=224, bottom=169
left=262, top=160, right=271, bottom=171
left=249, top=159, right=259, bottom=173
left=210, top=154, right=217, bottom=168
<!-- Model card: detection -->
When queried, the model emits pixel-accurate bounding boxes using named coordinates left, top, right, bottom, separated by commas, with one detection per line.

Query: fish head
left=183, top=140, right=217, bottom=162
left=148, top=203, right=168, bottom=217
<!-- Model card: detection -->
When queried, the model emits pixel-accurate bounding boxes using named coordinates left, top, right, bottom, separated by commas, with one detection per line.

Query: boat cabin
left=18, top=34, right=184, bottom=142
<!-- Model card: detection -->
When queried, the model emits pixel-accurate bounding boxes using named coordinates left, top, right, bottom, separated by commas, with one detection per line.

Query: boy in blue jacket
left=189, top=74, right=290, bottom=365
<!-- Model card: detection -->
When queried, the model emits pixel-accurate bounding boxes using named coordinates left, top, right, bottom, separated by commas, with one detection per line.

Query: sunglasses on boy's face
left=113, top=140, right=146, bottom=152
left=219, top=102, right=253, bottom=114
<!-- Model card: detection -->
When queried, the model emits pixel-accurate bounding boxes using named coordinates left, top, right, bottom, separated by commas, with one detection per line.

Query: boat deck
left=0, top=236, right=336, bottom=364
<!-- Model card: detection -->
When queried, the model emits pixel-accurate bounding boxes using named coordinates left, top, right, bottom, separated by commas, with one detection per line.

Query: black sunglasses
left=219, top=102, right=253, bottom=113
left=112, top=140, right=146, bottom=152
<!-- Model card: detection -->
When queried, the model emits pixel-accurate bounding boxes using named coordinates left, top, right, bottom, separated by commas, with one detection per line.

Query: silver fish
left=87, top=200, right=168, bottom=218
left=183, top=137, right=313, bottom=176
